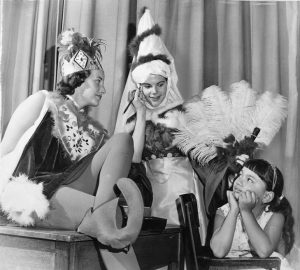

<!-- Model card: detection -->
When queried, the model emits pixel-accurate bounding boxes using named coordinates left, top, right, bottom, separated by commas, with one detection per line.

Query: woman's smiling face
left=81, top=69, right=106, bottom=107
left=140, top=74, right=167, bottom=107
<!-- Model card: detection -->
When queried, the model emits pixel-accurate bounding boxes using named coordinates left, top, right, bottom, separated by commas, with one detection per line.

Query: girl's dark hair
left=56, top=70, right=91, bottom=96
left=244, top=159, right=294, bottom=254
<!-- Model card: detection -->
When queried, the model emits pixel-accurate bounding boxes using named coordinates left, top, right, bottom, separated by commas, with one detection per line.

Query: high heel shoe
left=77, top=178, right=144, bottom=252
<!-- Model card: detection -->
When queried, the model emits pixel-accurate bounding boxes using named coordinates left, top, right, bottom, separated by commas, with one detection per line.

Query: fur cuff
left=0, top=175, right=49, bottom=226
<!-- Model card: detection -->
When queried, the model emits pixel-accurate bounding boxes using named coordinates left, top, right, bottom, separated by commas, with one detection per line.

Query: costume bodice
left=12, top=92, right=108, bottom=198
left=139, top=105, right=185, bottom=161
left=50, top=94, right=107, bottom=160
left=142, top=120, right=184, bottom=161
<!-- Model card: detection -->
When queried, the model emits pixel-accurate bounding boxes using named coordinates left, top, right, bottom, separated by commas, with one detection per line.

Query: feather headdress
left=174, top=80, right=288, bottom=166
left=57, top=29, right=105, bottom=77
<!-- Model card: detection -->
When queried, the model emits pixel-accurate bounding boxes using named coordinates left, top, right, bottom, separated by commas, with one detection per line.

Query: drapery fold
left=1, top=0, right=60, bottom=136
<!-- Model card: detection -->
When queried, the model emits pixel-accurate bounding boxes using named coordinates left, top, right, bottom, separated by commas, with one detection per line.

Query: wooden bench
left=0, top=224, right=183, bottom=270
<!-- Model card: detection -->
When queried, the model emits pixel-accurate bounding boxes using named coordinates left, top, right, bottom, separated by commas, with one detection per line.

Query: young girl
left=210, top=159, right=294, bottom=269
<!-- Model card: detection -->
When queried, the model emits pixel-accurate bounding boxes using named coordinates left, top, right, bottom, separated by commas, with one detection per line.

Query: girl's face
left=80, top=69, right=106, bottom=107
left=233, top=167, right=267, bottom=201
left=140, top=74, right=167, bottom=107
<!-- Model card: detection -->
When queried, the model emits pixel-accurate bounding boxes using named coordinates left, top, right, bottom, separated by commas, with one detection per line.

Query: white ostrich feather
left=254, top=91, right=288, bottom=145
left=229, top=81, right=257, bottom=141
left=174, top=81, right=288, bottom=165
left=174, top=86, right=229, bottom=164
left=0, top=174, right=49, bottom=226
left=201, top=85, right=232, bottom=138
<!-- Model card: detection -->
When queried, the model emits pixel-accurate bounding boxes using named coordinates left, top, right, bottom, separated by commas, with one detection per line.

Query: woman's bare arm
left=0, top=91, right=46, bottom=157
left=131, top=90, right=146, bottom=163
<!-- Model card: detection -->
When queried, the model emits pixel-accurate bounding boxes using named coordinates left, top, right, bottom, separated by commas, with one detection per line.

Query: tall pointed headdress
left=115, top=8, right=183, bottom=132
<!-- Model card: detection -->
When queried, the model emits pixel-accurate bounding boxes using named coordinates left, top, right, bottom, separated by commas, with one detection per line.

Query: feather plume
left=254, top=91, right=288, bottom=145
left=0, top=175, right=49, bottom=226
left=201, top=85, right=232, bottom=138
left=174, top=80, right=288, bottom=167
left=229, top=81, right=257, bottom=141
left=174, top=88, right=227, bottom=164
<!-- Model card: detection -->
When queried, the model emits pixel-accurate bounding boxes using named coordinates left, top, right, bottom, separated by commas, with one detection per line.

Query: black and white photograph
left=0, top=0, right=299, bottom=269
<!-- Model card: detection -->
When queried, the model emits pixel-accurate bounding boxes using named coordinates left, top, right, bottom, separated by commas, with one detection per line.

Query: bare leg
left=35, top=186, right=94, bottom=229
left=67, top=133, right=133, bottom=207
left=36, top=187, right=141, bottom=270
left=93, top=133, right=133, bottom=207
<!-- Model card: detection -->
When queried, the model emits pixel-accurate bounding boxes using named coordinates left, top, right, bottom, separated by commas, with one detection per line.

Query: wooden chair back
left=176, top=193, right=281, bottom=270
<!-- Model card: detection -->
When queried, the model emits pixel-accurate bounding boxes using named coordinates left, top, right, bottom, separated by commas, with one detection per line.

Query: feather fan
left=174, top=81, right=288, bottom=166
left=174, top=86, right=231, bottom=164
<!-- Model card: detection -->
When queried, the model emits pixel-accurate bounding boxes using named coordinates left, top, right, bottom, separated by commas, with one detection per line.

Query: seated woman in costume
left=0, top=29, right=143, bottom=270
left=115, top=9, right=207, bottom=240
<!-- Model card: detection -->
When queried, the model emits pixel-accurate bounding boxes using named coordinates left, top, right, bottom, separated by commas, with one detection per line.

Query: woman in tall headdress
left=115, top=8, right=208, bottom=242
left=0, top=29, right=143, bottom=269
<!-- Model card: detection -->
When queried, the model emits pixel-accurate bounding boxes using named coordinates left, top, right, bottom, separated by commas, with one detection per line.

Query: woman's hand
left=238, top=190, right=257, bottom=213
left=131, top=88, right=146, bottom=113
left=227, top=190, right=239, bottom=216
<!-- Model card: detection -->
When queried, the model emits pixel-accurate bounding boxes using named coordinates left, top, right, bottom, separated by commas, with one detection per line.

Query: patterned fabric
left=53, top=99, right=104, bottom=161
left=142, top=120, right=183, bottom=161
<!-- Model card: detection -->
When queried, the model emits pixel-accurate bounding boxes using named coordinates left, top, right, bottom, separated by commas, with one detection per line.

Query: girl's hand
left=238, top=190, right=257, bottom=212
left=132, top=88, right=146, bottom=113
left=227, top=190, right=239, bottom=216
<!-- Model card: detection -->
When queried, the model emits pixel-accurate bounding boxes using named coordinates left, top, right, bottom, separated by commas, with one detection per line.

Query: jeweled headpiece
left=57, top=29, right=104, bottom=77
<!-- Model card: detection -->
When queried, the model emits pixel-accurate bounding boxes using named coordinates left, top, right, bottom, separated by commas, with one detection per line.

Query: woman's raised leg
left=67, top=133, right=134, bottom=207
left=71, top=133, right=144, bottom=250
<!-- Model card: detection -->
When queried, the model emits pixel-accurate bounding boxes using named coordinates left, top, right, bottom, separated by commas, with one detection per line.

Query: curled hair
left=56, top=70, right=91, bottom=96
left=244, top=159, right=295, bottom=254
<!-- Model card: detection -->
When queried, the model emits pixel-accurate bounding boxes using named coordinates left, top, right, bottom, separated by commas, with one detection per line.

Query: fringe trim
left=131, top=53, right=170, bottom=71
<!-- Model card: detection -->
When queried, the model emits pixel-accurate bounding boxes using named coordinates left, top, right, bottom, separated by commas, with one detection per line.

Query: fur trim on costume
left=0, top=175, right=49, bottom=226
left=129, top=24, right=161, bottom=57
left=131, top=54, right=170, bottom=70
